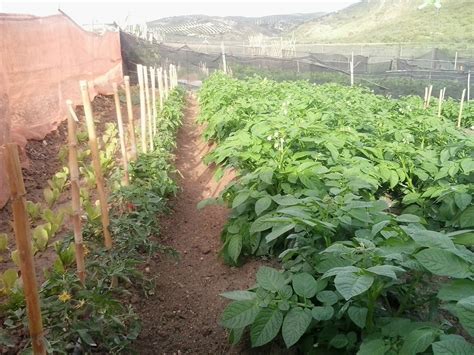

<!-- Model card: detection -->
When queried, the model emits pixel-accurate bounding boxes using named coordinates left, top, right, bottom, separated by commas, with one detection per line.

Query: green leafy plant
left=0, top=269, right=19, bottom=296
left=43, top=186, right=61, bottom=207
left=198, top=74, right=474, bottom=353
left=26, top=201, right=42, bottom=221
left=41, top=208, right=65, bottom=236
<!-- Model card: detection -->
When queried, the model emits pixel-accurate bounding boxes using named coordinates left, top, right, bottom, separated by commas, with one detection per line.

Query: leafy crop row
left=0, top=88, right=186, bottom=353
left=198, top=74, right=474, bottom=354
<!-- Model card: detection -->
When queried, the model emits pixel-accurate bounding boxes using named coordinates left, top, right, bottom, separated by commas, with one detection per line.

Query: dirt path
left=134, top=95, right=266, bottom=354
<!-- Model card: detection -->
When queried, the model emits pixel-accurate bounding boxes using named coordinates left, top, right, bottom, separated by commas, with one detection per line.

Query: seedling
left=26, top=201, right=42, bottom=221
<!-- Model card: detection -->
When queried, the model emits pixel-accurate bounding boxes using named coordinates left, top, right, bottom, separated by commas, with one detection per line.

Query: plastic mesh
left=0, top=12, right=123, bottom=208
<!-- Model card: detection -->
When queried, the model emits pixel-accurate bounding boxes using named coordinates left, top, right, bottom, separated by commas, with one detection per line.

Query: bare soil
left=0, top=95, right=121, bottom=274
left=133, top=95, right=287, bottom=354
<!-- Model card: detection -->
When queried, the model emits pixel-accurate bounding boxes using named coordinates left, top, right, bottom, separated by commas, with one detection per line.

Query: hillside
left=293, top=0, right=474, bottom=44
left=147, top=13, right=324, bottom=42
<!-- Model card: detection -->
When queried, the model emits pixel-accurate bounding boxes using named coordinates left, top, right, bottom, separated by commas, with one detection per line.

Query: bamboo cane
left=143, top=66, right=154, bottom=150
left=112, top=83, right=130, bottom=186
left=124, top=76, right=137, bottom=161
left=164, top=69, right=169, bottom=99
left=150, top=67, right=157, bottom=136
left=427, top=85, right=433, bottom=107
left=468, top=71, right=471, bottom=102
left=5, top=144, right=46, bottom=355
left=171, top=64, right=176, bottom=89
left=168, top=64, right=173, bottom=90
left=457, top=89, right=466, bottom=128
left=157, top=67, right=164, bottom=109
left=137, top=64, right=147, bottom=153
left=437, top=89, right=444, bottom=117
left=79, top=80, right=112, bottom=249
left=423, top=86, right=428, bottom=109
left=174, top=64, right=178, bottom=87
left=66, top=100, right=86, bottom=284
left=221, top=42, right=227, bottom=74
left=172, top=65, right=175, bottom=88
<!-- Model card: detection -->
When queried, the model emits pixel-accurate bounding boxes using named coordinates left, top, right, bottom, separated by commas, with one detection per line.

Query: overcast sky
left=0, top=0, right=360, bottom=25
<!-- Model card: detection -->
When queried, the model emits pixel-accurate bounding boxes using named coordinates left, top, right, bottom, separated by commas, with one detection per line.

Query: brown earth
left=133, top=95, right=288, bottom=354
left=0, top=95, right=122, bottom=274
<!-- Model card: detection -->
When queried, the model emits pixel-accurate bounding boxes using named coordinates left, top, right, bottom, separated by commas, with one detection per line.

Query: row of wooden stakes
left=423, top=85, right=468, bottom=128
left=4, top=63, right=179, bottom=354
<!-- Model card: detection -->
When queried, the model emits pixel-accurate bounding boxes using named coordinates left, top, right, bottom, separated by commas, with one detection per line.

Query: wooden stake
left=437, top=89, right=444, bottom=117
left=79, top=80, right=112, bottom=249
left=427, top=85, right=433, bottom=107
left=66, top=101, right=86, bottom=284
left=169, top=64, right=174, bottom=90
left=457, top=89, right=466, bottom=128
left=124, top=76, right=137, bottom=161
left=423, top=86, right=428, bottom=109
left=112, top=83, right=130, bottom=186
left=454, top=51, right=458, bottom=70
left=157, top=67, right=164, bottom=110
left=150, top=67, right=157, bottom=136
left=172, top=64, right=178, bottom=87
left=5, top=144, right=46, bottom=355
left=350, top=59, right=354, bottom=87
left=143, top=66, right=154, bottom=151
left=221, top=42, right=227, bottom=74
left=468, top=71, right=471, bottom=102
left=137, top=64, right=147, bottom=153
left=164, top=69, right=169, bottom=99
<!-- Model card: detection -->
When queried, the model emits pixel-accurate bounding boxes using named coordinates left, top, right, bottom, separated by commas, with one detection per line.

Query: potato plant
left=198, top=74, right=474, bottom=353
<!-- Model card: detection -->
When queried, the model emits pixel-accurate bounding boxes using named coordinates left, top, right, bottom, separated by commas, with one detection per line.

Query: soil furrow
left=134, top=94, right=264, bottom=354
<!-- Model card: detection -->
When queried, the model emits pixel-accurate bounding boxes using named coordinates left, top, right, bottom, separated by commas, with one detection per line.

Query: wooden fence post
left=79, top=80, right=112, bottom=249
left=112, top=83, right=130, bottom=186
left=143, top=66, right=154, bottom=151
left=66, top=100, right=86, bottom=284
left=5, top=144, right=46, bottom=355
left=137, top=64, right=147, bottom=153
left=457, top=89, right=466, bottom=128
left=124, top=76, right=137, bottom=161
left=150, top=67, right=157, bottom=136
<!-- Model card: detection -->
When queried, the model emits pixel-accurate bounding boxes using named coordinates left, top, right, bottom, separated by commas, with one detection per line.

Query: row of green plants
left=232, top=64, right=474, bottom=109
left=197, top=73, right=474, bottom=354
left=0, top=87, right=186, bottom=353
